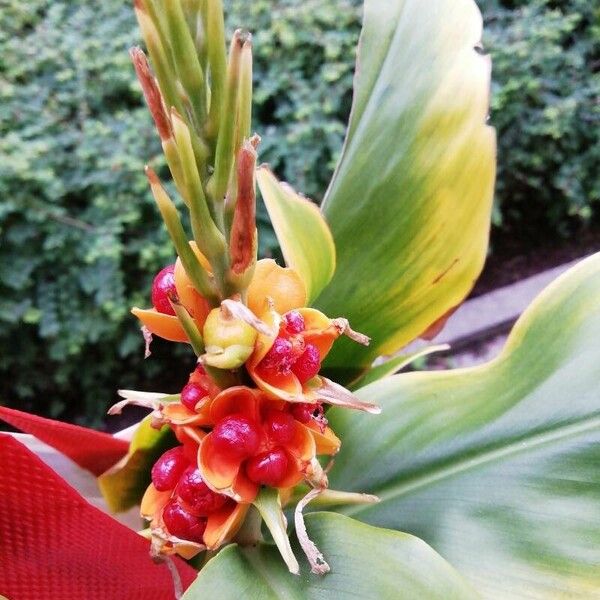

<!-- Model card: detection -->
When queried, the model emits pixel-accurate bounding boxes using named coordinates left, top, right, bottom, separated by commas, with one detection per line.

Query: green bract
left=98, top=414, right=176, bottom=512
left=257, top=167, right=336, bottom=303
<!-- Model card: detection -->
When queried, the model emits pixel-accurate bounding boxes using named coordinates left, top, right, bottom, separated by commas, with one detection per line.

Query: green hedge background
left=1, top=0, right=598, bottom=426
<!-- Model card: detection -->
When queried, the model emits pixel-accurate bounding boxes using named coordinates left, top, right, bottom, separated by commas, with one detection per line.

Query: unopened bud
left=130, top=47, right=171, bottom=141
left=229, top=141, right=258, bottom=276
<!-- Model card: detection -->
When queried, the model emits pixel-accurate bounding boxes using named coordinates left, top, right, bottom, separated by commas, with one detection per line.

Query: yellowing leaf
left=98, top=416, right=175, bottom=513
left=315, top=0, right=495, bottom=380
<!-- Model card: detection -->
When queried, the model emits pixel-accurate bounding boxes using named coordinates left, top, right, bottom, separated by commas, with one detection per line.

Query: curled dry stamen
left=142, top=325, right=153, bottom=358
left=164, top=556, right=184, bottom=600
left=108, top=390, right=170, bottom=425
left=294, top=487, right=330, bottom=575
left=332, top=318, right=370, bottom=346
left=315, top=378, right=381, bottom=414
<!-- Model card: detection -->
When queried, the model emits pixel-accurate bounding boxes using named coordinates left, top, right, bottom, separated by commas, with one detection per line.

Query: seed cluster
left=151, top=445, right=231, bottom=544
left=142, top=266, right=342, bottom=551
left=257, top=311, right=322, bottom=384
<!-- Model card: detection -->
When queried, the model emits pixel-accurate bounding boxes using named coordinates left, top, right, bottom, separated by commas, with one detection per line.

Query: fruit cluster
left=112, top=0, right=378, bottom=574
left=128, top=256, right=374, bottom=558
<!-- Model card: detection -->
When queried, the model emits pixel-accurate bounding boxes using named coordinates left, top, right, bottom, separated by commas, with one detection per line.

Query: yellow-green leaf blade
left=351, top=344, right=450, bottom=390
left=316, top=0, right=495, bottom=379
left=257, top=166, right=335, bottom=303
left=328, top=253, right=600, bottom=597
left=98, top=416, right=175, bottom=513
left=182, top=513, right=478, bottom=599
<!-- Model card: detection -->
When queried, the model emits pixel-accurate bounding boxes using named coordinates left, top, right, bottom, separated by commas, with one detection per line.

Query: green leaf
left=315, top=0, right=495, bottom=380
left=328, top=253, right=600, bottom=597
left=182, top=512, right=478, bottom=599
left=98, top=416, right=175, bottom=512
left=257, top=166, right=336, bottom=303
left=350, top=344, right=449, bottom=390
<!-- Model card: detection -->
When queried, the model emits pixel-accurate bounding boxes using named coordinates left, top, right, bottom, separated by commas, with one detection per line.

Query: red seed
left=162, top=499, right=207, bottom=544
left=283, top=311, right=305, bottom=334
left=258, top=337, right=295, bottom=375
left=151, top=264, right=177, bottom=315
left=181, top=439, right=199, bottom=463
left=291, top=402, right=321, bottom=424
left=245, top=448, right=289, bottom=487
left=151, top=447, right=189, bottom=492
left=263, top=409, right=296, bottom=445
left=291, top=342, right=321, bottom=383
left=193, top=364, right=207, bottom=378
left=176, top=466, right=229, bottom=517
left=180, top=382, right=208, bottom=411
left=211, top=414, right=261, bottom=460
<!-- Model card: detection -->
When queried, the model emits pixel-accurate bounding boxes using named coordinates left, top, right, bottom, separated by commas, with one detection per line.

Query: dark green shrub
left=481, top=0, right=600, bottom=242
left=0, top=1, right=189, bottom=426
left=0, top=0, right=598, bottom=426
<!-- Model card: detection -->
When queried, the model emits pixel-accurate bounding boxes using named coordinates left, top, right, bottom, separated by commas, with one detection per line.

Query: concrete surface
left=405, top=256, right=588, bottom=367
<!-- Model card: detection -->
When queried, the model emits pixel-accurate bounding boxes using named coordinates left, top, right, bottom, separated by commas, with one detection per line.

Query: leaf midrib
left=343, top=414, right=600, bottom=516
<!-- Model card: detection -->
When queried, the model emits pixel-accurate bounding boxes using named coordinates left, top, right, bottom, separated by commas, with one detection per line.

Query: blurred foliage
left=0, top=0, right=189, bottom=426
left=229, top=0, right=361, bottom=201
left=0, top=0, right=598, bottom=425
left=480, top=0, right=600, bottom=242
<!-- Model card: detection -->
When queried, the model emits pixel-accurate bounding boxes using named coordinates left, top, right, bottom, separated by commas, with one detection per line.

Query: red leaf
left=0, top=406, right=128, bottom=476
left=0, top=435, right=197, bottom=599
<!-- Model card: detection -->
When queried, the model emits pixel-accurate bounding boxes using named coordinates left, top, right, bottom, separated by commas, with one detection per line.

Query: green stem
left=135, top=2, right=185, bottom=117
left=146, top=167, right=219, bottom=305
left=203, top=0, right=227, bottom=145
left=162, top=139, right=187, bottom=205
left=180, top=0, right=201, bottom=34
left=234, top=505, right=263, bottom=546
left=235, top=38, right=253, bottom=151
left=142, top=0, right=175, bottom=69
left=169, top=300, right=205, bottom=355
left=171, top=110, right=231, bottom=295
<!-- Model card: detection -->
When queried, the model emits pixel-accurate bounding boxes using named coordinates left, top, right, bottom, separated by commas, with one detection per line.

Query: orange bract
left=203, top=502, right=249, bottom=549
left=132, top=242, right=211, bottom=342
left=132, top=254, right=307, bottom=345
left=247, top=307, right=343, bottom=402
left=130, top=308, right=189, bottom=342
left=247, top=259, right=307, bottom=316
left=140, top=481, right=248, bottom=555
left=193, top=387, right=334, bottom=503
left=174, top=274, right=210, bottom=327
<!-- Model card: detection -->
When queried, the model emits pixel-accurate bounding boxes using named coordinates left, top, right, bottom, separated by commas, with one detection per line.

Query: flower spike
left=97, top=0, right=385, bottom=580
